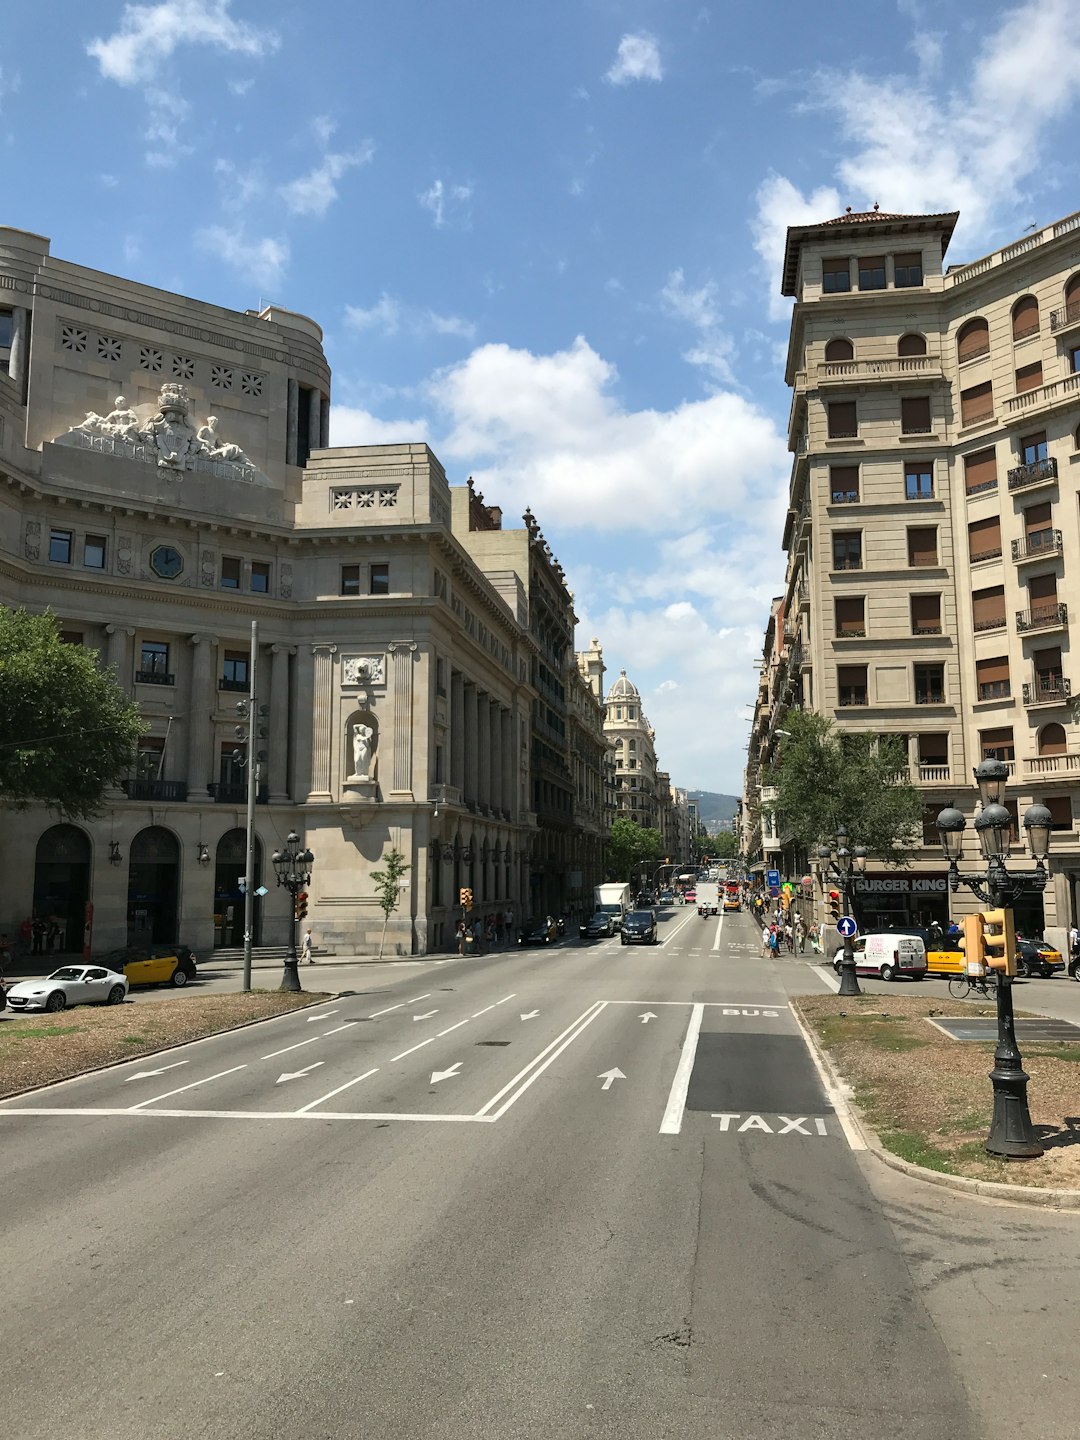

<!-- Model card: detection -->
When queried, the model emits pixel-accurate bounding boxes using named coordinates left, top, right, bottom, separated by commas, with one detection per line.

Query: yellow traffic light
left=958, top=912, right=986, bottom=974
left=459, top=887, right=473, bottom=911
left=982, top=907, right=1017, bottom=977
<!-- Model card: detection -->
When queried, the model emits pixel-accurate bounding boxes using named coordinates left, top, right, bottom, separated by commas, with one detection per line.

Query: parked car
left=103, top=944, right=198, bottom=988
left=621, top=910, right=658, bottom=946
left=6, top=965, right=129, bottom=1012
left=579, top=912, right=614, bottom=940
left=1016, top=939, right=1065, bottom=978
left=833, top=932, right=927, bottom=982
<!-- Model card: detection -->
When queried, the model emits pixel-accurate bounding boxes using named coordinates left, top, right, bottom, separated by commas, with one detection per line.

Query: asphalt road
left=3, top=906, right=1078, bottom=1439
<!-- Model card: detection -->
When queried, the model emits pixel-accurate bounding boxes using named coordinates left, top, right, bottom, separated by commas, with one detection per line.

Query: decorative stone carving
left=200, top=552, right=216, bottom=588
left=280, top=562, right=293, bottom=599
left=342, top=655, right=385, bottom=686
left=116, top=536, right=133, bottom=575
left=349, top=721, right=375, bottom=781
left=24, top=520, right=40, bottom=561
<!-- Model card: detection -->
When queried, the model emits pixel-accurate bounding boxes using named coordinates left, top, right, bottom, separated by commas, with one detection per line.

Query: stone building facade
left=603, top=670, right=661, bottom=829
left=0, top=226, right=605, bottom=956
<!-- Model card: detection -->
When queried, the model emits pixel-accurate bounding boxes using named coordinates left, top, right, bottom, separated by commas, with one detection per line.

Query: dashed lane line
left=262, top=1022, right=357, bottom=1061
left=128, top=1064, right=248, bottom=1111
left=295, top=1067, right=381, bottom=1114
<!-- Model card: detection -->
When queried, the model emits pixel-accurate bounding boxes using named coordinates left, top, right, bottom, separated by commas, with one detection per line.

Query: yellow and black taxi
left=925, top=931, right=1064, bottom=979
left=102, top=944, right=198, bottom=988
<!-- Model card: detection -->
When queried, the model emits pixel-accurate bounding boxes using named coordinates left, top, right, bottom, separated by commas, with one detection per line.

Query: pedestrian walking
left=300, top=928, right=313, bottom=963
left=472, top=915, right=484, bottom=954
left=1070, top=923, right=1079, bottom=963
left=504, top=907, right=515, bottom=944
left=31, top=916, right=45, bottom=955
left=761, top=922, right=771, bottom=957
left=769, top=927, right=781, bottom=958
left=456, top=919, right=467, bottom=956
left=796, top=919, right=806, bottom=954
left=784, top=922, right=794, bottom=954
left=495, top=909, right=505, bottom=947
left=46, top=916, right=61, bottom=952
left=486, top=916, right=497, bottom=949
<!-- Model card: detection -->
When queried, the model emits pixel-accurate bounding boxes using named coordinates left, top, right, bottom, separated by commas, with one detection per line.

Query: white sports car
left=5, top=965, right=129, bottom=1013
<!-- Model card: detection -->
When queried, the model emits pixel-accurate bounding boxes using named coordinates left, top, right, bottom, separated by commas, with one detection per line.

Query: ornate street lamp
left=816, top=832, right=867, bottom=996
left=937, top=780, right=1053, bottom=1159
left=271, top=831, right=315, bottom=994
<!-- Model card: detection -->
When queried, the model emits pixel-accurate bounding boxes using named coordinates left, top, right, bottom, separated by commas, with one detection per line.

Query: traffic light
left=827, top=889, right=840, bottom=922
left=294, top=890, right=309, bottom=922
left=459, top=887, right=473, bottom=911
left=981, top=907, right=1017, bottom=977
left=958, top=912, right=986, bottom=975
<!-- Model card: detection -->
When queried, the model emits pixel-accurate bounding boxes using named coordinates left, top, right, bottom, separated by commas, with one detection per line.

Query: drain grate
left=475, top=1040, right=511, bottom=1047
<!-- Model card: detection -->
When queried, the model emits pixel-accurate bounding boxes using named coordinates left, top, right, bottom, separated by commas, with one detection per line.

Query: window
left=1045, top=796, right=1073, bottom=832
left=914, top=663, right=945, bottom=704
left=918, top=733, right=948, bottom=765
left=910, top=594, right=941, bottom=635
left=222, top=651, right=249, bottom=686
left=135, top=736, right=165, bottom=780
left=221, top=556, right=241, bottom=589
left=964, top=447, right=998, bottom=496
left=858, top=256, right=886, bottom=291
left=1028, top=572, right=1059, bottom=620
left=1070, top=346, right=1080, bottom=374
left=250, top=561, right=270, bottom=594
left=0, top=308, right=13, bottom=348
left=957, top=317, right=991, bottom=364
left=1012, top=294, right=1040, bottom=342
left=837, top=665, right=868, bottom=706
left=901, top=396, right=932, bottom=435
left=138, top=641, right=171, bottom=683
left=893, top=252, right=923, bottom=288
left=830, top=465, right=859, bottom=503
left=1023, top=502, right=1054, bottom=546
left=48, top=529, right=72, bottom=564
left=907, top=527, right=938, bottom=566
left=59, top=630, right=84, bottom=646
left=968, top=516, right=1002, bottom=563
left=83, top=534, right=107, bottom=569
left=827, top=400, right=857, bottom=439
left=822, top=258, right=851, bottom=293
left=976, top=656, right=1010, bottom=701
left=1015, top=361, right=1043, bottom=394
left=980, top=727, right=1015, bottom=762
left=897, top=332, right=927, bottom=357
left=1021, top=430, right=1048, bottom=465
left=832, top=531, right=862, bottom=570
left=904, top=462, right=933, bottom=500
left=1034, top=646, right=1063, bottom=693
left=972, top=585, right=1006, bottom=631
left=922, top=804, right=942, bottom=846
left=824, top=337, right=854, bottom=363
left=340, top=564, right=361, bottom=596
left=627, top=707, right=636, bottom=719
left=835, top=596, right=866, bottom=636
left=369, top=563, right=390, bottom=595
left=1038, top=723, right=1067, bottom=757
left=960, top=381, right=994, bottom=427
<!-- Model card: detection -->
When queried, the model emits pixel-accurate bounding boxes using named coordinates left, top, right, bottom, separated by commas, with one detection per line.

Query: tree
left=371, top=848, right=411, bottom=959
left=607, top=817, right=663, bottom=882
left=0, top=608, right=143, bottom=819
left=710, top=830, right=739, bottom=860
left=764, top=710, right=924, bottom=865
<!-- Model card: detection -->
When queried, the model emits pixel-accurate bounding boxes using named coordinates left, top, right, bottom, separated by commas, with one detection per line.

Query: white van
left=833, top=932, right=927, bottom=982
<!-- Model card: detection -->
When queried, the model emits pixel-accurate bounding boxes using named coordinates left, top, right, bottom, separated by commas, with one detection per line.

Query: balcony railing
left=917, top=763, right=951, bottom=783
left=218, top=676, right=249, bottom=693
left=121, top=778, right=189, bottom=802
left=965, top=477, right=999, bottom=497
left=1005, top=372, right=1080, bottom=418
left=960, top=404, right=995, bottom=427
left=1016, top=601, right=1067, bottom=633
left=1024, top=752, right=1080, bottom=777
left=838, top=693, right=868, bottom=707
left=977, top=681, right=1011, bottom=701
left=973, top=613, right=1007, bottom=632
left=915, top=690, right=946, bottom=705
left=1007, top=456, right=1057, bottom=490
left=912, top=623, right=943, bottom=635
left=210, top=781, right=269, bottom=804
left=135, top=669, right=175, bottom=686
left=832, top=556, right=862, bottom=571
left=827, top=427, right=859, bottom=440
left=1012, top=529, right=1063, bottom=563
left=817, top=356, right=942, bottom=383
left=1022, top=676, right=1071, bottom=706
left=1050, top=301, right=1080, bottom=333
left=970, top=545, right=1002, bottom=563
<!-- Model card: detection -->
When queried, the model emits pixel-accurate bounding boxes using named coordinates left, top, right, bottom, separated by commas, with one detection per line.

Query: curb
left=789, top=997, right=1080, bottom=1215
left=0, top=992, right=336, bottom=1105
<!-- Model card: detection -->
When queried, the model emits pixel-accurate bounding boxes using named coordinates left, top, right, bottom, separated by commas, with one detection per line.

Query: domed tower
left=603, top=670, right=658, bottom=827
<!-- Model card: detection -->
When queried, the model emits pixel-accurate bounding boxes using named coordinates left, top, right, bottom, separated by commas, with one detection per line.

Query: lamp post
left=936, top=759, right=1052, bottom=1158
left=271, top=831, right=314, bottom=994
left=815, top=825, right=868, bottom=996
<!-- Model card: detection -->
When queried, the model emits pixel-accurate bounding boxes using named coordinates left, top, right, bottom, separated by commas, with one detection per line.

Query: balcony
left=135, top=669, right=175, bottom=686
left=1012, top=529, right=1063, bottom=564
left=121, top=778, right=189, bottom=802
left=973, top=612, right=1007, bottom=633
left=218, top=676, right=249, bottom=693
left=1004, top=372, right=1080, bottom=421
left=816, top=356, right=943, bottom=386
left=916, top=763, right=951, bottom=784
left=1016, top=601, right=1068, bottom=634
left=1022, top=676, right=1071, bottom=707
left=209, top=781, right=269, bottom=804
left=1024, top=752, right=1080, bottom=778
left=1050, top=301, right=1080, bottom=335
left=838, top=693, right=868, bottom=708
left=977, top=681, right=1012, bottom=702
left=1007, top=456, right=1058, bottom=491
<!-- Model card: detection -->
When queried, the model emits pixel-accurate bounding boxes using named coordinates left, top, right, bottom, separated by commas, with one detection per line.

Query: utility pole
left=242, top=619, right=258, bottom=994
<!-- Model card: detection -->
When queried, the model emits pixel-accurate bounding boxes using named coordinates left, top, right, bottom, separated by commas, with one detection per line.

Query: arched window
left=824, top=338, right=854, bottom=363
left=1064, top=274, right=1080, bottom=323
left=957, top=317, right=990, bottom=364
left=615, top=737, right=623, bottom=747
left=629, top=739, right=637, bottom=752
left=1074, top=422, right=1080, bottom=451
left=1038, top=723, right=1067, bottom=757
left=1012, top=294, right=1040, bottom=342
left=897, top=333, right=927, bottom=357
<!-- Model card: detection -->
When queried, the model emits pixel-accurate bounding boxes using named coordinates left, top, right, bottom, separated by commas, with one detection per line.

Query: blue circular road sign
left=837, top=916, right=858, bottom=938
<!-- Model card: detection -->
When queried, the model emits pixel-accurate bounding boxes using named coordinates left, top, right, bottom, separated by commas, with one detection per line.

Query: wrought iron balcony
left=218, top=676, right=249, bottom=693
left=210, top=781, right=269, bottom=804
left=977, top=680, right=1011, bottom=701
left=1011, top=529, right=1063, bottom=563
left=135, top=669, right=175, bottom=686
left=1007, top=456, right=1058, bottom=491
left=1015, top=601, right=1067, bottom=634
left=122, top=778, right=188, bottom=802
left=1050, top=301, right=1080, bottom=333
left=1022, top=675, right=1071, bottom=707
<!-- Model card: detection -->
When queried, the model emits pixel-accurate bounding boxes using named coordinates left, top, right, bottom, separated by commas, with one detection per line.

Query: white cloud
left=213, top=155, right=266, bottom=208
left=659, top=269, right=737, bottom=384
left=344, top=292, right=476, bottom=341
left=330, top=406, right=431, bottom=447
left=195, top=224, right=288, bottom=290
left=657, top=679, right=679, bottom=692
left=751, top=175, right=841, bottom=322
left=312, top=114, right=337, bottom=146
left=228, top=77, right=254, bottom=96
left=87, top=0, right=279, bottom=86
left=605, top=32, right=663, bottom=86
left=419, top=178, right=474, bottom=229
left=279, top=143, right=374, bottom=218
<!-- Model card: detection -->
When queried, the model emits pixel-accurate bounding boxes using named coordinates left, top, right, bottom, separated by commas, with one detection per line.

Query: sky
left=3, top=0, right=1080, bottom=794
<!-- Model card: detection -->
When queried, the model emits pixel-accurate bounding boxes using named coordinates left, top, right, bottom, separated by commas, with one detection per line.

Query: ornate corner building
left=0, top=226, right=608, bottom=957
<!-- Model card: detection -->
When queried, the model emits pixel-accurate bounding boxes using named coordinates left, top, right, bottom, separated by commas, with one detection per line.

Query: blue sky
left=3, top=0, right=1080, bottom=794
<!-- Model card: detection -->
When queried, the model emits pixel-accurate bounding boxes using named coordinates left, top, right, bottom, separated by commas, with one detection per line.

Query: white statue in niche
left=350, top=721, right=375, bottom=780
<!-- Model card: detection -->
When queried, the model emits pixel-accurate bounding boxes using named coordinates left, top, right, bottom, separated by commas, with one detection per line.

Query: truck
left=696, top=881, right=720, bottom=916
left=594, top=883, right=631, bottom=931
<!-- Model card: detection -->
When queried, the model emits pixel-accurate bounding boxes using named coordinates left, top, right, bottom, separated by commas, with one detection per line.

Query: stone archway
left=213, top=828, right=263, bottom=947
left=127, top=826, right=180, bottom=945
left=33, top=824, right=91, bottom=954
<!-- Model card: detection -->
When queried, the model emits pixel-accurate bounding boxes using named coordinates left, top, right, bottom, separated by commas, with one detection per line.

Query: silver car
left=5, top=965, right=129, bottom=1013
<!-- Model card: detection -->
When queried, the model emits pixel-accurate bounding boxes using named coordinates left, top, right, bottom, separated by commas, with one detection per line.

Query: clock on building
left=149, top=544, right=184, bottom=579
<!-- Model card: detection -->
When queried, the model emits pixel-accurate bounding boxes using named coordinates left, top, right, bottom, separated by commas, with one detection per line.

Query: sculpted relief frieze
left=342, top=655, right=385, bottom=687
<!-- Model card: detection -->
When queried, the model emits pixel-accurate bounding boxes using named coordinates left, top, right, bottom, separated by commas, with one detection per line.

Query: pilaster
left=269, top=644, right=294, bottom=802
left=388, top=641, right=418, bottom=798
left=309, top=643, right=337, bottom=799
left=186, top=634, right=217, bottom=798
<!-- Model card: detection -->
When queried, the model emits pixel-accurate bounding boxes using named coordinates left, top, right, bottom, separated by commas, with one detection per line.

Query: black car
left=579, top=912, right=614, bottom=940
left=636, top=891, right=658, bottom=908
left=518, top=918, right=556, bottom=947
left=621, top=909, right=658, bottom=945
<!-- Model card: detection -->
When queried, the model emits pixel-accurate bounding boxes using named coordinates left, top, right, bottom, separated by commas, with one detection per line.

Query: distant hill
left=688, top=790, right=739, bottom=830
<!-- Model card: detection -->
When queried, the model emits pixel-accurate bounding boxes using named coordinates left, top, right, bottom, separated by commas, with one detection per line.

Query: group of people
left=759, top=910, right=809, bottom=957
left=455, top=909, right=517, bottom=955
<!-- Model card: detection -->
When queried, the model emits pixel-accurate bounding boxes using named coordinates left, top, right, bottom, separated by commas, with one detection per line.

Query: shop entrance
left=213, top=828, right=262, bottom=947
left=33, top=825, right=91, bottom=954
left=127, top=826, right=180, bottom=944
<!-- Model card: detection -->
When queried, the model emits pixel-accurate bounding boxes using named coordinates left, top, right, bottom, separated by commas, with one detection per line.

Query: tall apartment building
left=749, top=204, right=1080, bottom=947
left=603, top=670, right=661, bottom=829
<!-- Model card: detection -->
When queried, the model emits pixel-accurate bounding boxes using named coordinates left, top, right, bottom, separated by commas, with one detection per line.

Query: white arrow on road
left=307, top=1009, right=339, bottom=1022
left=639, top=1012, right=657, bottom=1024
left=430, top=1062, right=462, bottom=1084
left=413, top=1010, right=439, bottom=1021
left=598, top=1068, right=626, bottom=1090
left=276, top=1061, right=325, bottom=1085
left=520, top=1009, right=540, bottom=1020
left=124, top=1061, right=187, bottom=1083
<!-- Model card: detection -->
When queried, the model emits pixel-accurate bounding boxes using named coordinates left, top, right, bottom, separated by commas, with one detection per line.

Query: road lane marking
left=598, top=1068, right=625, bottom=1090
left=711, top=913, right=725, bottom=952
left=307, top=1010, right=340, bottom=1022
left=295, top=1068, right=380, bottom=1113
left=815, top=962, right=841, bottom=993
left=711, top=1113, right=831, bottom=1136
left=128, top=1064, right=248, bottom=1110
left=431, top=1062, right=462, bottom=1083
left=657, top=907, right=699, bottom=949
left=389, top=1036, right=435, bottom=1063
left=276, top=1061, right=325, bottom=1084
left=639, top=1012, right=657, bottom=1023
left=436, top=1018, right=472, bottom=1037
left=786, top=1000, right=865, bottom=1151
left=520, top=1010, right=540, bottom=1020
left=495, top=993, right=517, bottom=1005
left=475, top=1002, right=607, bottom=1118
left=658, top=1002, right=704, bottom=1135
left=471, top=1004, right=496, bottom=1018
left=413, top=1010, right=439, bottom=1021
left=123, top=1062, right=187, bottom=1083
left=261, top=1022, right=356, bottom=1061
left=368, top=1002, right=405, bottom=1018
left=0, top=1108, right=493, bottom=1122
left=408, top=993, right=433, bottom=1003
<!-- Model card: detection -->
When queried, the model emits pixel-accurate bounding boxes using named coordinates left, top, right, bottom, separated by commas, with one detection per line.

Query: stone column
left=450, top=671, right=466, bottom=792
left=489, top=702, right=503, bottom=815
left=186, top=634, right=217, bottom=798
left=7, top=306, right=28, bottom=389
left=320, top=395, right=331, bottom=448
left=286, top=378, right=299, bottom=466
left=308, top=387, right=322, bottom=456
left=501, top=709, right=514, bottom=820
left=477, top=693, right=491, bottom=812
left=269, top=644, right=293, bottom=802
left=105, top=624, right=135, bottom=690
left=389, top=641, right=418, bottom=797
left=464, top=682, right=479, bottom=805
left=310, top=643, right=336, bottom=799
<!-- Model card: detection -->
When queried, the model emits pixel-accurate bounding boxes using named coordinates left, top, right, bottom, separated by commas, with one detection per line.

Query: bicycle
left=947, top=972, right=994, bottom=1000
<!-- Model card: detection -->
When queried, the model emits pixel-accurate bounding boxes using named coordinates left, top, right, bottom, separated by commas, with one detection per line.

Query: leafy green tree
left=371, top=848, right=411, bottom=959
left=764, top=710, right=923, bottom=865
left=0, top=607, right=143, bottom=818
left=607, top=817, right=663, bottom=883
left=710, top=830, right=739, bottom=860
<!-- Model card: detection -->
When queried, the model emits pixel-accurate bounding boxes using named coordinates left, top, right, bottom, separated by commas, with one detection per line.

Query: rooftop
left=781, top=206, right=960, bottom=295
